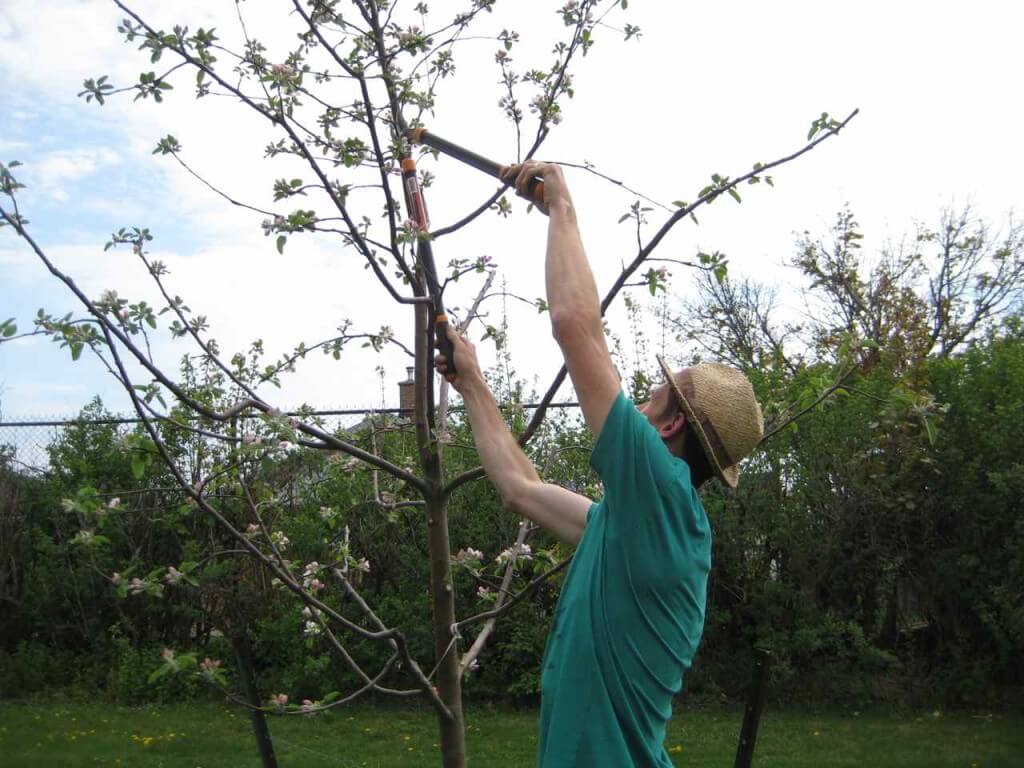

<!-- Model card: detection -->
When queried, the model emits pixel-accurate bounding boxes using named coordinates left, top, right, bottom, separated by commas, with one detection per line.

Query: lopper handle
left=434, top=314, right=457, bottom=383
left=408, top=127, right=546, bottom=207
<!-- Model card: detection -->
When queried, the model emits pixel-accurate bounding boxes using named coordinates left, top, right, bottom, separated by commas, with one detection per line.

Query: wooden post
left=734, top=648, right=770, bottom=768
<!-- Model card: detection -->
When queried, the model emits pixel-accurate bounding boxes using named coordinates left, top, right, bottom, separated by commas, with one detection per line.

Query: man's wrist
left=458, top=372, right=489, bottom=400
left=547, top=197, right=575, bottom=221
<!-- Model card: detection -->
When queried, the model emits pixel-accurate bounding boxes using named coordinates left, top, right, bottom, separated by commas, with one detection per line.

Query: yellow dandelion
left=814, top=731, right=821, bottom=736
left=668, top=745, right=683, bottom=754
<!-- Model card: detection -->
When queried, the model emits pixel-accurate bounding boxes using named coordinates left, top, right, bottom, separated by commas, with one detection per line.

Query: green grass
left=0, top=700, right=1020, bottom=767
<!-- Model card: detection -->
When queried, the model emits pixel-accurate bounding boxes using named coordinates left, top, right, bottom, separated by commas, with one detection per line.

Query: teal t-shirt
left=537, top=392, right=712, bottom=767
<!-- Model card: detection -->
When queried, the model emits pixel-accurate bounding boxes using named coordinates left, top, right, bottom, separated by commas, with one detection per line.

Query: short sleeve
left=589, top=392, right=696, bottom=530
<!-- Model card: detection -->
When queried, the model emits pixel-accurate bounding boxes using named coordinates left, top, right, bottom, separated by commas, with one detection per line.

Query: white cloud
left=22, top=147, right=122, bottom=202
left=2, top=0, right=1023, bottom=419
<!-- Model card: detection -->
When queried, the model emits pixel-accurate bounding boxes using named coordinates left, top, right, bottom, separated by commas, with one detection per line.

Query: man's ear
left=658, top=410, right=686, bottom=440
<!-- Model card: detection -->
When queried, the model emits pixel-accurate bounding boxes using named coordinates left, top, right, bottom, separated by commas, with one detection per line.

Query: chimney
left=398, top=367, right=415, bottom=415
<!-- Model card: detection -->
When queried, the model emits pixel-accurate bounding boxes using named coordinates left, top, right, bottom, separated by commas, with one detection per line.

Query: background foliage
left=3, top=209, right=1022, bottom=709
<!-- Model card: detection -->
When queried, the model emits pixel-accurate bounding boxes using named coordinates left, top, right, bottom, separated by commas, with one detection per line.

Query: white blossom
left=496, top=543, right=532, bottom=565
left=72, top=529, right=95, bottom=545
left=164, top=566, right=184, bottom=585
left=455, top=548, right=484, bottom=563
left=303, top=620, right=322, bottom=637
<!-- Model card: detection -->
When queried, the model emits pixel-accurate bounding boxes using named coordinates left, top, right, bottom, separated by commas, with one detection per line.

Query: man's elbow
left=500, top=477, right=536, bottom=518
left=549, top=307, right=601, bottom=346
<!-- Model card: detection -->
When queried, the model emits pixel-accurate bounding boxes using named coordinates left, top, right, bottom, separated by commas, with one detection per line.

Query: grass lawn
left=0, top=700, right=1020, bottom=767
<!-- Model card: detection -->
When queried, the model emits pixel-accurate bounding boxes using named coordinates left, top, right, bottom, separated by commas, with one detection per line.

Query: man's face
left=636, top=381, right=677, bottom=430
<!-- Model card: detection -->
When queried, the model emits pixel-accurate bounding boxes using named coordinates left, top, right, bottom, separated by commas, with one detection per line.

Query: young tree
left=0, top=2, right=855, bottom=764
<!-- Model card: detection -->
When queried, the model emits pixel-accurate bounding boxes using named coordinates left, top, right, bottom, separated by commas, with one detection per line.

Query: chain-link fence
left=0, top=403, right=580, bottom=474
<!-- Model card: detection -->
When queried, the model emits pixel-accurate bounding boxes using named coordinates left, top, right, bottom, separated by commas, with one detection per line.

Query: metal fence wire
left=0, top=403, right=579, bottom=474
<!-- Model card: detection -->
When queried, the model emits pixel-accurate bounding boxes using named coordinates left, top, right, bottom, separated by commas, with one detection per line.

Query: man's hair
left=680, top=419, right=715, bottom=489
left=660, top=394, right=715, bottom=488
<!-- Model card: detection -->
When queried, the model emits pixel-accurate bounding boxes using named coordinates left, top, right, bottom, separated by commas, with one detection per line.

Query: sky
left=1, top=0, right=1022, bottom=421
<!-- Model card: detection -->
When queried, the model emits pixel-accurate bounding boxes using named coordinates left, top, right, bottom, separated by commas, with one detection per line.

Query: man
left=434, top=162, right=764, bottom=766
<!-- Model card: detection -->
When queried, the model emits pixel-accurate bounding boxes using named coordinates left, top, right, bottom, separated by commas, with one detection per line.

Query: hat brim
left=656, top=355, right=740, bottom=488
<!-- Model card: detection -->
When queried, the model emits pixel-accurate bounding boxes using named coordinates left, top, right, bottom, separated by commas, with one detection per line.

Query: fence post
left=734, top=647, right=771, bottom=768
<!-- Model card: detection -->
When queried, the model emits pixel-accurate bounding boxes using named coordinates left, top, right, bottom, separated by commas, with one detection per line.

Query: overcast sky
left=1, top=0, right=1022, bottom=420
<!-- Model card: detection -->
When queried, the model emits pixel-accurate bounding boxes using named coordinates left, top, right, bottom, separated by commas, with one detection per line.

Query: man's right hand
left=434, top=324, right=483, bottom=393
left=501, top=161, right=573, bottom=217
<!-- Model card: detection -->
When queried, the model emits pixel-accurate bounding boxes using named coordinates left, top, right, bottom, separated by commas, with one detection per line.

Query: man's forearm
left=545, top=199, right=602, bottom=327
left=460, top=380, right=540, bottom=504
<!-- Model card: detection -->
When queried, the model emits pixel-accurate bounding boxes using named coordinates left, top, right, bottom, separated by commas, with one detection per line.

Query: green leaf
left=728, top=188, right=742, bottom=203
left=1, top=318, right=15, bottom=337
left=131, top=453, right=148, bottom=480
left=276, top=235, right=286, bottom=254
left=617, top=213, right=631, bottom=224
left=70, top=342, right=83, bottom=361
left=923, top=418, right=937, bottom=446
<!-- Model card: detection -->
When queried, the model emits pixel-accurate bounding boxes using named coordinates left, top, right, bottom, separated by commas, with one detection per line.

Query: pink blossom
left=308, top=578, right=325, bottom=592
left=246, top=523, right=260, bottom=534
left=110, top=572, right=122, bottom=585
left=477, top=586, right=492, bottom=599
left=199, top=657, right=222, bottom=673
left=164, top=566, right=184, bottom=585
left=356, top=557, right=371, bottom=573
left=161, top=648, right=175, bottom=662
left=128, top=577, right=146, bottom=595
left=270, top=693, right=288, bottom=707
left=300, top=699, right=316, bottom=715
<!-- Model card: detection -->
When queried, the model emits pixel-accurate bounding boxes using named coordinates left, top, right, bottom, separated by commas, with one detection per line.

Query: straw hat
left=656, top=355, right=764, bottom=488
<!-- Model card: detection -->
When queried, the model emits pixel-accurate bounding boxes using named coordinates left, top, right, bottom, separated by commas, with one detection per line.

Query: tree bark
left=231, top=632, right=278, bottom=768
left=414, top=300, right=466, bottom=767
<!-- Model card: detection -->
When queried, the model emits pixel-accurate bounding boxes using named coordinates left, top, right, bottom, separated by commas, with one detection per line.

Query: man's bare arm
left=507, top=162, right=620, bottom=440
left=436, top=328, right=591, bottom=545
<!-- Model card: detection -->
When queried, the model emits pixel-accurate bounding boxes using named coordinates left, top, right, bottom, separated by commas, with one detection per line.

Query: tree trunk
left=426, top=491, right=466, bottom=767
left=231, top=632, right=278, bottom=768
left=413, top=300, right=466, bottom=767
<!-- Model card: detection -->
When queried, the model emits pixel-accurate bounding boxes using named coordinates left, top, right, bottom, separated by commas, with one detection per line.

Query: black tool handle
left=408, top=127, right=545, bottom=207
